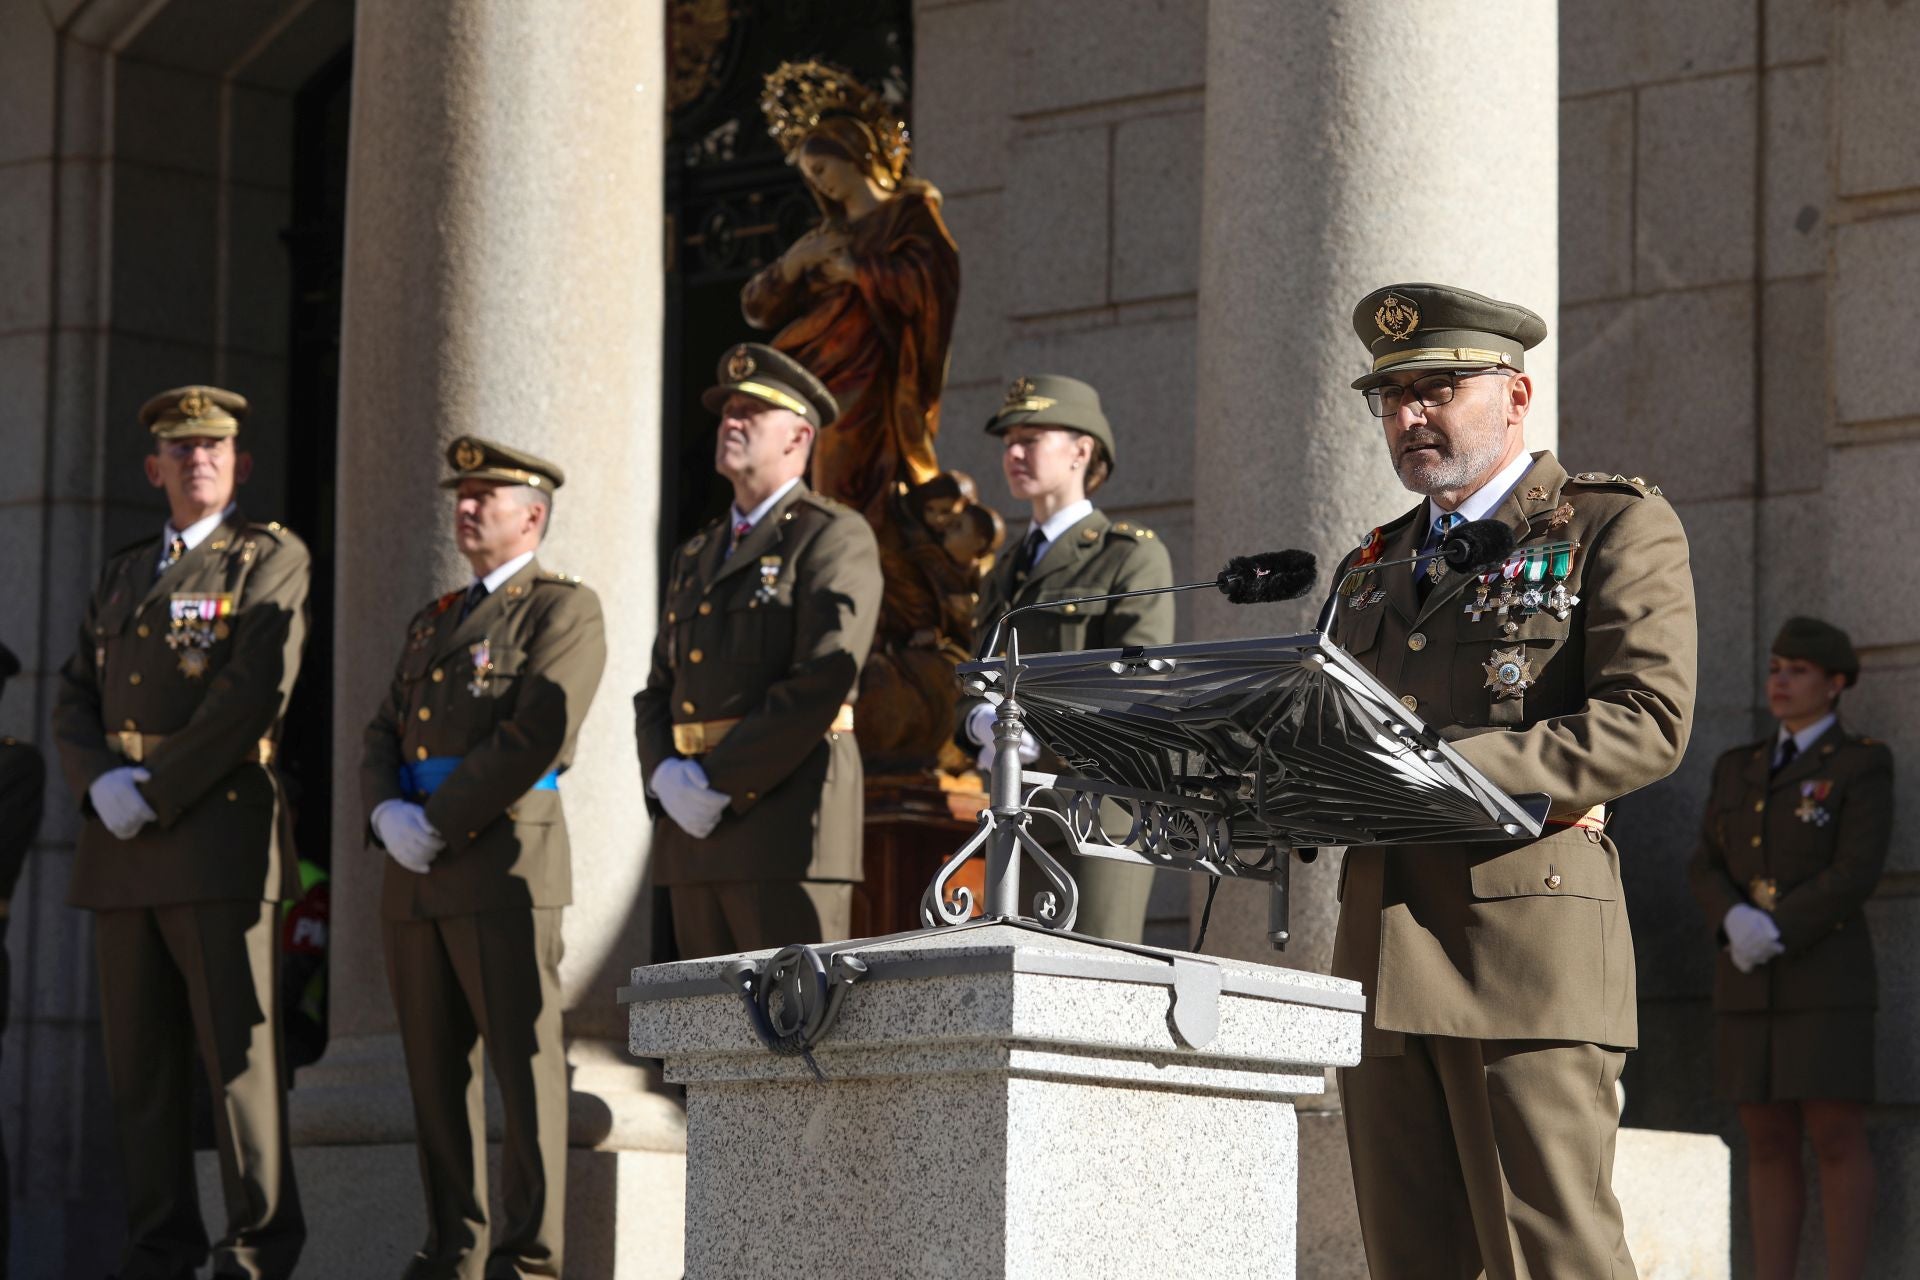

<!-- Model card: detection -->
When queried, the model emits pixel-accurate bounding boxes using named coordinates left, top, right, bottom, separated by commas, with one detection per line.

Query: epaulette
left=246, top=520, right=292, bottom=541
left=539, top=570, right=583, bottom=587
left=1859, top=735, right=1880, bottom=747
left=794, top=490, right=851, bottom=517
left=1106, top=519, right=1157, bottom=542
left=1566, top=471, right=1664, bottom=498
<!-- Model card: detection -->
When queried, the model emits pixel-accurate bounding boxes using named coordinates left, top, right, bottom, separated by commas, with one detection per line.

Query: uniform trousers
left=384, top=907, right=567, bottom=1280
left=1341, top=1035, right=1637, bottom=1280
left=669, top=880, right=853, bottom=958
left=93, top=900, right=304, bottom=1280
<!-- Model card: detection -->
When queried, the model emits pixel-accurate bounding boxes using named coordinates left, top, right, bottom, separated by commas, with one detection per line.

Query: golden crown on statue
left=760, top=60, right=911, bottom=189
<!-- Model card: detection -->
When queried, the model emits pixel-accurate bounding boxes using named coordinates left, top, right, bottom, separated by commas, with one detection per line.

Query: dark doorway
left=278, top=46, right=351, bottom=1069
left=662, top=0, right=914, bottom=554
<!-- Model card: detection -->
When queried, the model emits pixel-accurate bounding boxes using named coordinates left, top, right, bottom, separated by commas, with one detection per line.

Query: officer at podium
left=1324, top=283, right=1698, bottom=1280
left=962, top=374, right=1173, bottom=943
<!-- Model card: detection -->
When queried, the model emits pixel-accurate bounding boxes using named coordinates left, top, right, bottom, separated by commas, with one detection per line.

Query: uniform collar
left=1776, top=712, right=1838, bottom=763
left=474, top=549, right=537, bottom=596
left=160, top=502, right=237, bottom=561
left=1031, top=498, right=1093, bottom=553
left=729, top=476, right=801, bottom=534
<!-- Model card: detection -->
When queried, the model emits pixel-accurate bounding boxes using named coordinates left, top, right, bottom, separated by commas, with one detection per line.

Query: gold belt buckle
left=115, top=730, right=144, bottom=763
left=1748, top=877, right=1780, bottom=912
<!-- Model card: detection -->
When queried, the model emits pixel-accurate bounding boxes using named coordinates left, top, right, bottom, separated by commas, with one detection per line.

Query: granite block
left=1833, top=216, right=1920, bottom=425
left=0, top=331, right=49, bottom=504
left=114, top=56, right=220, bottom=175
left=1835, top=0, right=1920, bottom=197
left=1763, top=65, right=1827, bottom=280
left=1819, top=439, right=1920, bottom=646
left=1008, top=0, right=1205, bottom=116
left=1560, top=0, right=1757, bottom=96
left=1756, top=490, right=1829, bottom=647
left=912, top=0, right=1011, bottom=195
left=107, top=161, right=219, bottom=345
left=1111, top=109, right=1202, bottom=302
left=940, top=191, right=1008, bottom=388
left=1008, top=126, right=1109, bottom=316
left=1870, top=897, right=1920, bottom=1106
left=1760, top=276, right=1827, bottom=494
left=1764, top=0, right=1828, bottom=66
left=1560, top=91, right=1635, bottom=304
left=0, top=159, right=52, bottom=335
left=1671, top=497, right=1756, bottom=714
left=0, top=1, right=55, bottom=166
left=1635, top=75, right=1757, bottom=291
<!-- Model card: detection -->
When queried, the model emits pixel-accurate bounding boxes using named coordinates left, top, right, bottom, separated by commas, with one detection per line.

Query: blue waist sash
left=399, top=756, right=560, bottom=800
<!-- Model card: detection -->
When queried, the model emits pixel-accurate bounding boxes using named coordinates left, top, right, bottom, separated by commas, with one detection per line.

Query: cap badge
left=454, top=440, right=486, bottom=471
left=177, top=391, right=211, bottom=420
left=1001, top=376, right=1056, bottom=414
left=727, top=348, right=756, bottom=381
left=1375, top=293, right=1421, bottom=342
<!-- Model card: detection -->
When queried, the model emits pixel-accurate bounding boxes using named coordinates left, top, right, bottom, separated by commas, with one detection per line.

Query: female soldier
left=962, top=375, right=1173, bottom=943
left=1688, top=616, right=1893, bottom=1280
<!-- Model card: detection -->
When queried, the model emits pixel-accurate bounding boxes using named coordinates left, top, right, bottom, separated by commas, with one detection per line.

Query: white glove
left=964, top=702, right=998, bottom=747
left=372, top=799, right=443, bottom=874
left=90, top=767, right=156, bottom=840
left=651, top=757, right=732, bottom=839
left=1724, top=904, right=1784, bottom=973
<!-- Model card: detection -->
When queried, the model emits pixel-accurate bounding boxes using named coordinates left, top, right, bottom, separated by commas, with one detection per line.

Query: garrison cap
left=702, top=343, right=839, bottom=427
left=439, top=436, right=566, bottom=490
left=1772, top=616, right=1860, bottom=687
left=1349, top=283, right=1548, bottom=390
left=140, top=385, right=248, bottom=440
left=983, top=375, right=1117, bottom=470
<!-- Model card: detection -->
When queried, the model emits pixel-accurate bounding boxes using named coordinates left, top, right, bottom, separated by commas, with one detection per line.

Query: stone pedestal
left=624, top=921, right=1362, bottom=1279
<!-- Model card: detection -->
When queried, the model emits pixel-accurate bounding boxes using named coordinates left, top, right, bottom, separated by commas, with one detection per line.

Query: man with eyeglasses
left=53, top=385, right=309, bottom=1280
left=1324, top=284, right=1698, bottom=1280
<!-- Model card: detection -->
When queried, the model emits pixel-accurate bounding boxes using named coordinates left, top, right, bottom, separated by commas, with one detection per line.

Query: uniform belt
left=400, top=756, right=561, bottom=801
left=107, top=731, right=275, bottom=766
left=673, top=704, right=855, bottom=756
left=1546, top=803, right=1608, bottom=841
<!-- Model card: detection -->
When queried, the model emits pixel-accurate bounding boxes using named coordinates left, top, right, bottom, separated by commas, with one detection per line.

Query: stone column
left=290, top=1, right=683, bottom=1272
left=1189, top=5, right=1556, bottom=1274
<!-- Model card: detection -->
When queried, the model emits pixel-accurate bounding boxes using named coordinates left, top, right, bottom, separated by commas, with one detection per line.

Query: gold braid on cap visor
left=735, top=380, right=815, bottom=420
left=1372, top=345, right=1515, bottom=372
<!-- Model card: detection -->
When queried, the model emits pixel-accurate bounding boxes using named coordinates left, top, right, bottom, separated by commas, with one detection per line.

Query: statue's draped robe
left=743, top=187, right=959, bottom=525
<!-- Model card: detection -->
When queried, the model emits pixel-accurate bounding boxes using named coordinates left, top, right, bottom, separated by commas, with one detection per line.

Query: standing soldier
left=1689, top=618, right=1891, bottom=1280
left=635, top=344, right=882, bottom=957
left=1324, top=285, right=1697, bottom=1279
left=962, top=375, right=1173, bottom=942
left=0, top=640, right=46, bottom=1270
left=362, top=438, right=605, bottom=1280
left=52, top=386, right=309, bottom=1280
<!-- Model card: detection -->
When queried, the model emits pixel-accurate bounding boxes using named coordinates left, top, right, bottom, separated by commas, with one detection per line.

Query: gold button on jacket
left=634, top=483, right=882, bottom=886
left=361, top=559, right=607, bottom=920
left=52, top=511, right=311, bottom=909
left=1326, top=452, right=1698, bottom=1051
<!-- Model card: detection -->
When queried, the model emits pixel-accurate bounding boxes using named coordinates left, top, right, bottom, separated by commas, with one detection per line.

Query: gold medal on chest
left=754, top=555, right=782, bottom=605
left=166, top=593, right=235, bottom=679
left=468, top=638, right=493, bottom=697
left=1483, top=644, right=1534, bottom=700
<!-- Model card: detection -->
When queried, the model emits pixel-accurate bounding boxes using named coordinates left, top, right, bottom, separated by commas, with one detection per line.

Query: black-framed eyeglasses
left=1362, top=368, right=1511, bottom=419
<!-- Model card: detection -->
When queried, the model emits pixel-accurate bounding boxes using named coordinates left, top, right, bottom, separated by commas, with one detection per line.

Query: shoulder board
left=1855, top=735, right=1881, bottom=747
left=246, top=520, right=292, bottom=541
left=539, top=570, right=583, bottom=587
left=1566, top=471, right=1665, bottom=498
left=793, top=490, right=852, bottom=517
left=1105, top=519, right=1157, bottom=542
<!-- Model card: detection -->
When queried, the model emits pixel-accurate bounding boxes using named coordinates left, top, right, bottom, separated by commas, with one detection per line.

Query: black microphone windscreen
left=1216, top=549, right=1318, bottom=604
left=1440, top=520, right=1517, bottom=574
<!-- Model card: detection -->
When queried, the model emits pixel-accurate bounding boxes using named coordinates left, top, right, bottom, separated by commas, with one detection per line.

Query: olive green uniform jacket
left=1327, top=452, right=1697, bottom=1051
left=362, top=559, right=607, bottom=920
left=635, top=482, right=882, bottom=886
left=53, top=512, right=310, bottom=908
left=1688, top=723, right=1892, bottom=1014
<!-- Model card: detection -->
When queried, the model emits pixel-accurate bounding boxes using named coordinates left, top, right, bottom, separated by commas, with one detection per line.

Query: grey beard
left=1393, top=421, right=1510, bottom=497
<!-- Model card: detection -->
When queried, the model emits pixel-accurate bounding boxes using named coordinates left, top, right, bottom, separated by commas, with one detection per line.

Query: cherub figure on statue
left=747, top=60, right=999, bottom=773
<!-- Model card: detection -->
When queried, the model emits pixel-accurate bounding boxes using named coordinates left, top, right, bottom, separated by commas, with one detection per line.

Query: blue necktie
left=1416, top=512, right=1465, bottom=581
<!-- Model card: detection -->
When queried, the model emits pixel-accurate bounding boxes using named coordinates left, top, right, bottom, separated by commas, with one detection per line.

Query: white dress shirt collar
left=1426, top=451, right=1535, bottom=531
left=158, top=503, right=237, bottom=569
left=1027, top=498, right=1094, bottom=563
left=730, top=477, right=802, bottom=533
left=477, top=549, right=537, bottom=595
left=1776, top=712, right=1837, bottom=765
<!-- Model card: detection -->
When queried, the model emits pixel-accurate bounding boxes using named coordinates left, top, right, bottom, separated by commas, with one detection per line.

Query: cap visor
left=1351, top=358, right=1502, bottom=391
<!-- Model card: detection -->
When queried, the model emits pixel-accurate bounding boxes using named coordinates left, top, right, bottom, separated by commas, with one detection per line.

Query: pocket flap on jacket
left=1468, top=830, right=1617, bottom=901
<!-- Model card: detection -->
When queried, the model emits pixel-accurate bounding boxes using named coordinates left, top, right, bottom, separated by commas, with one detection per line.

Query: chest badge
left=468, top=639, right=493, bottom=697
left=167, top=593, right=235, bottom=679
left=1795, top=780, right=1834, bottom=826
left=1748, top=877, right=1781, bottom=911
left=1483, top=645, right=1535, bottom=700
left=754, top=555, right=783, bottom=605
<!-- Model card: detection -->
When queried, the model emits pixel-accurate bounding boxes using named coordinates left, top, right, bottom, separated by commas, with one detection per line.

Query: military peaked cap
left=141, top=385, right=248, bottom=439
left=440, top=436, right=566, bottom=490
left=1349, top=283, right=1548, bottom=390
left=702, top=343, right=839, bottom=427
left=1772, top=616, right=1860, bottom=687
left=983, top=374, right=1117, bottom=470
